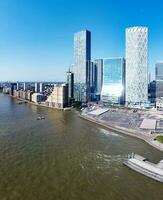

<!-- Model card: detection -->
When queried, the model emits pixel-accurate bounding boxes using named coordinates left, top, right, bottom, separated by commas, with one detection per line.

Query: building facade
left=156, top=62, right=163, bottom=80
left=46, top=84, right=68, bottom=108
left=101, top=58, right=125, bottom=105
left=148, top=80, right=156, bottom=104
left=73, top=30, right=91, bottom=102
left=88, top=61, right=97, bottom=101
left=155, top=62, right=163, bottom=107
left=94, top=59, right=103, bottom=100
left=66, top=70, right=74, bottom=100
left=125, top=27, right=148, bottom=104
left=35, top=83, right=40, bottom=93
left=31, top=93, right=42, bottom=103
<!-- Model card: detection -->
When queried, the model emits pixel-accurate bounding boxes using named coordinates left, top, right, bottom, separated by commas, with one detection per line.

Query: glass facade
left=156, top=62, right=163, bottom=80
left=148, top=81, right=156, bottom=104
left=94, top=59, right=103, bottom=99
left=66, top=70, right=74, bottom=99
left=126, top=27, right=148, bottom=104
left=88, top=62, right=97, bottom=101
left=73, top=30, right=91, bottom=102
left=101, top=58, right=125, bottom=105
left=156, top=80, right=163, bottom=98
left=155, top=62, right=163, bottom=104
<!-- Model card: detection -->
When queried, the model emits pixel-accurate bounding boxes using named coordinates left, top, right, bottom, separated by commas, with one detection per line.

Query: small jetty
left=123, top=153, right=163, bottom=183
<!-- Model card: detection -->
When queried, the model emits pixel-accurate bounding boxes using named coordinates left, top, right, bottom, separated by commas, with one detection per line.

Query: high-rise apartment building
left=73, top=30, right=91, bottom=102
left=101, top=58, right=125, bottom=105
left=126, top=27, right=148, bottom=104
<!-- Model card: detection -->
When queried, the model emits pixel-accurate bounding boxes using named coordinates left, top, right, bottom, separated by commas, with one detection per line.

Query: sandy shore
left=80, top=114, right=163, bottom=152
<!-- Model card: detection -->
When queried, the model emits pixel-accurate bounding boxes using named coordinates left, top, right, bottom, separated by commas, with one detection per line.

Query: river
left=0, top=93, right=163, bottom=200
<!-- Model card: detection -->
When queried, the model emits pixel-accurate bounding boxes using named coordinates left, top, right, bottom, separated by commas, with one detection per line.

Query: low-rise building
left=46, top=84, right=68, bottom=108
left=3, top=87, right=10, bottom=94
left=31, top=93, right=42, bottom=103
left=26, top=90, right=33, bottom=101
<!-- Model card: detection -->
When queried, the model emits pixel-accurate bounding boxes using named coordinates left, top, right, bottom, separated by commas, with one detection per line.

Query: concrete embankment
left=79, top=114, right=163, bottom=152
left=10, top=95, right=66, bottom=111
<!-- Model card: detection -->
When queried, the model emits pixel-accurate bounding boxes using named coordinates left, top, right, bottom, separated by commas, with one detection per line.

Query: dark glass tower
left=66, top=70, right=74, bottom=100
left=94, top=59, right=103, bottom=100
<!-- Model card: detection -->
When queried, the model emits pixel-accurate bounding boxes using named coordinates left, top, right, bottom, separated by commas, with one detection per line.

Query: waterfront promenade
left=80, top=106, right=163, bottom=152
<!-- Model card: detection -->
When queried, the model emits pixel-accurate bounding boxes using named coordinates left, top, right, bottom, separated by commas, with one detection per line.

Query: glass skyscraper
left=73, top=30, right=91, bottom=102
left=156, top=62, right=163, bottom=80
left=94, top=59, right=103, bottom=100
left=126, top=27, right=148, bottom=104
left=88, top=61, right=97, bottom=101
left=155, top=62, right=163, bottom=102
left=101, top=58, right=125, bottom=105
left=66, top=70, right=74, bottom=99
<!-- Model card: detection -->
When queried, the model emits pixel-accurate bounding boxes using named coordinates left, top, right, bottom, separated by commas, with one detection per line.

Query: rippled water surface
left=0, top=93, right=163, bottom=200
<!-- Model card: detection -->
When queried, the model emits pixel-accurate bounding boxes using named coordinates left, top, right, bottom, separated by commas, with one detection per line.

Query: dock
left=123, top=153, right=163, bottom=183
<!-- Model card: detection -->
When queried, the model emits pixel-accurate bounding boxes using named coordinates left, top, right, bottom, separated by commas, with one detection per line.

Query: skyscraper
left=73, top=30, right=91, bottom=102
left=101, top=58, right=125, bottom=105
left=156, top=62, right=163, bottom=80
left=94, top=59, right=103, bottom=100
left=155, top=62, right=163, bottom=103
left=66, top=69, right=74, bottom=101
left=88, top=61, right=97, bottom=101
left=126, top=27, right=148, bottom=104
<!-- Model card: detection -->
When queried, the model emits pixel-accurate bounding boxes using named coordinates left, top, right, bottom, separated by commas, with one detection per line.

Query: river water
left=0, top=93, right=163, bottom=200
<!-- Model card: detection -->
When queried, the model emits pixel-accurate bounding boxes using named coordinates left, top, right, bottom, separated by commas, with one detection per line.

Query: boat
left=64, top=107, right=72, bottom=111
left=36, top=116, right=45, bottom=120
left=123, top=153, right=163, bottom=183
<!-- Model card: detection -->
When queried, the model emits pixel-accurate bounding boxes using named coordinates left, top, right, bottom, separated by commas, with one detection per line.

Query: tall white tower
left=125, top=27, right=148, bottom=104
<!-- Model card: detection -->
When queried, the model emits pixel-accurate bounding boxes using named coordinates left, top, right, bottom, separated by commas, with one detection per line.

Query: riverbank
left=80, top=111, right=163, bottom=152
left=10, top=95, right=71, bottom=111
left=8, top=94, right=163, bottom=151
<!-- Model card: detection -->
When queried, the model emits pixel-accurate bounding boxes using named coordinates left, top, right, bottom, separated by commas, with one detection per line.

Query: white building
left=46, top=84, right=68, bottom=108
left=126, top=27, right=148, bottom=104
left=35, top=83, right=40, bottom=93
left=23, top=82, right=28, bottom=91
left=31, top=93, right=42, bottom=103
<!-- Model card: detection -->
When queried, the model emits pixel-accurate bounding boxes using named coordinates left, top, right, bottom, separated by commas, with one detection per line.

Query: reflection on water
left=0, top=93, right=163, bottom=200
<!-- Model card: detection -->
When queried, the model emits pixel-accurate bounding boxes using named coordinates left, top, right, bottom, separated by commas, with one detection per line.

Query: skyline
left=0, top=0, right=163, bottom=81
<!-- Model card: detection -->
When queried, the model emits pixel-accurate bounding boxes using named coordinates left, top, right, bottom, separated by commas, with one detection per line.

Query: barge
left=123, top=153, right=163, bottom=183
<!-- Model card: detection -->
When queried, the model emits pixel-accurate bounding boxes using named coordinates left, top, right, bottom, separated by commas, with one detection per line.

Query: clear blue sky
left=0, top=0, right=163, bottom=82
